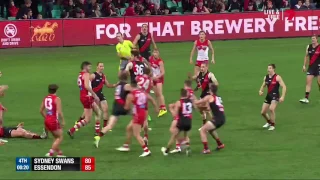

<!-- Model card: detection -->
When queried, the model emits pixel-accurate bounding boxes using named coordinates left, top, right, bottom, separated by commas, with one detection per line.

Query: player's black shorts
left=307, top=64, right=320, bottom=76
left=210, top=116, right=225, bottom=129
left=140, top=51, right=151, bottom=61
left=3, top=127, right=17, bottom=138
left=264, top=93, right=279, bottom=104
left=200, top=90, right=210, bottom=99
left=177, top=118, right=192, bottom=132
left=96, top=92, right=106, bottom=102
left=111, top=101, right=128, bottom=116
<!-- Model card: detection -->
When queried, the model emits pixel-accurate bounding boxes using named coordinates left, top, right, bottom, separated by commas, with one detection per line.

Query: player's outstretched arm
left=104, top=75, right=117, bottom=88
left=132, top=34, right=141, bottom=48
left=39, top=101, right=46, bottom=119
left=189, top=41, right=197, bottom=64
left=157, top=61, right=165, bottom=78
left=151, top=34, right=157, bottom=50
left=277, top=75, right=287, bottom=102
left=172, top=101, right=181, bottom=118
left=208, top=41, right=215, bottom=64
left=56, top=97, right=65, bottom=127
left=194, top=95, right=210, bottom=106
left=124, top=93, right=133, bottom=111
left=259, top=77, right=266, bottom=96
left=303, top=45, right=309, bottom=72
left=147, top=94, right=158, bottom=113
left=124, top=62, right=133, bottom=74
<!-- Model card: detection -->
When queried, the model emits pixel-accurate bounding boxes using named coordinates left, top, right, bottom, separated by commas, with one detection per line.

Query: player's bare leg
left=68, top=108, right=92, bottom=138
left=300, top=75, right=314, bottom=103
left=198, top=104, right=209, bottom=131
left=45, top=129, right=65, bottom=157
left=200, top=121, right=224, bottom=154
left=261, top=103, right=271, bottom=128
left=132, top=121, right=151, bottom=157
left=116, top=122, right=133, bottom=152
left=91, top=103, right=102, bottom=135
left=161, top=126, right=179, bottom=156
left=94, top=115, right=118, bottom=148
left=143, top=115, right=149, bottom=146
left=100, top=100, right=109, bottom=128
left=10, top=128, right=44, bottom=139
left=317, top=76, right=320, bottom=91
left=268, top=101, right=278, bottom=131
left=155, top=83, right=167, bottom=117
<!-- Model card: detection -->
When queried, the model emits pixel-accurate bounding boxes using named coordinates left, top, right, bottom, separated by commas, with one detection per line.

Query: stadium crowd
left=0, top=0, right=319, bottom=20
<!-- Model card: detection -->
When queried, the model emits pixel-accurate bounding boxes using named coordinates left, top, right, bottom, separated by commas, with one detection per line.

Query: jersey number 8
left=134, top=64, right=144, bottom=76
left=45, top=98, right=53, bottom=110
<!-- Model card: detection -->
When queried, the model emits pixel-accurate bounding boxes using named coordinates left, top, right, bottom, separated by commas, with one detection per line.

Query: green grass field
left=1, top=37, right=320, bottom=179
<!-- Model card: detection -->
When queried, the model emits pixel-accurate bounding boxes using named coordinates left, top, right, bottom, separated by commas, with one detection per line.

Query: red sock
left=215, top=138, right=222, bottom=146
left=144, top=134, right=148, bottom=139
left=32, top=135, right=41, bottom=139
left=305, top=92, right=310, bottom=99
left=49, top=149, right=55, bottom=156
left=70, top=120, right=86, bottom=133
left=57, top=150, right=63, bottom=155
left=176, top=143, right=180, bottom=149
left=123, top=144, right=129, bottom=148
left=142, top=145, right=149, bottom=152
left=103, top=119, right=108, bottom=127
left=270, top=122, right=275, bottom=126
left=99, top=132, right=105, bottom=137
left=95, top=122, right=100, bottom=134
left=160, top=105, right=166, bottom=110
left=203, top=142, right=208, bottom=150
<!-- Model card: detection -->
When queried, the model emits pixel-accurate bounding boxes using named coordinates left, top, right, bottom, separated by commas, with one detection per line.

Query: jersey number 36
left=134, top=64, right=144, bottom=76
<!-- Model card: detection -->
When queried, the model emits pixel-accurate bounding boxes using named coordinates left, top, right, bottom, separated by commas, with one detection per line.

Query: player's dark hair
left=131, top=81, right=138, bottom=87
left=268, top=64, right=276, bottom=69
left=48, top=84, right=59, bottom=94
left=312, top=34, right=318, bottom=39
left=142, top=24, right=148, bottom=28
left=131, top=49, right=140, bottom=57
left=116, top=32, right=123, bottom=36
left=210, top=84, right=218, bottom=94
left=119, top=72, right=128, bottom=81
left=180, top=88, right=188, bottom=97
left=144, top=67, right=151, bottom=75
left=184, top=80, right=192, bottom=87
left=96, top=62, right=103, bottom=66
left=199, top=31, right=205, bottom=35
left=81, top=61, right=91, bottom=70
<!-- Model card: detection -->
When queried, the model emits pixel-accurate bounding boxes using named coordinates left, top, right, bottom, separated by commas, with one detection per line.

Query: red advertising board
left=0, top=10, right=320, bottom=49
left=30, top=20, right=63, bottom=47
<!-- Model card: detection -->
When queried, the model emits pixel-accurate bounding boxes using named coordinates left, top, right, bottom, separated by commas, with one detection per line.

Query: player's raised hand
left=259, top=90, right=263, bottom=96
left=302, top=65, right=306, bottom=72
left=211, top=59, right=215, bottom=64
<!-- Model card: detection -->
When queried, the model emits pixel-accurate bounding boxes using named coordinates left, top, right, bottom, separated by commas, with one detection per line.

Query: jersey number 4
left=134, top=64, right=144, bottom=76
left=45, top=98, right=53, bottom=110
left=137, top=77, right=150, bottom=90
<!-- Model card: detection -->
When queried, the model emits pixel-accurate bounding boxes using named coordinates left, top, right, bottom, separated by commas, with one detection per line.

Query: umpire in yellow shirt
left=116, top=32, right=133, bottom=72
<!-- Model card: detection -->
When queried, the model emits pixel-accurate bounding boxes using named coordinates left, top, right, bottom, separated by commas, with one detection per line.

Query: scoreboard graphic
left=16, top=157, right=95, bottom=172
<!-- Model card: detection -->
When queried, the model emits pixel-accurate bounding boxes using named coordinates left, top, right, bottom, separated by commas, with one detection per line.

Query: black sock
left=165, top=148, right=170, bottom=153
left=305, top=92, right=310, bottom=99
left=202, top=119, right=207, bottom=125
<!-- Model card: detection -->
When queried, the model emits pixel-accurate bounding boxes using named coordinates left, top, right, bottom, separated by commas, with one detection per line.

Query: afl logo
left=4, top=24, right=17, bottom=38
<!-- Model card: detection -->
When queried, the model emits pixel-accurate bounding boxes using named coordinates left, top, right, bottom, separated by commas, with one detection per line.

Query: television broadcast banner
left=1, top=10, right=320, bottom=48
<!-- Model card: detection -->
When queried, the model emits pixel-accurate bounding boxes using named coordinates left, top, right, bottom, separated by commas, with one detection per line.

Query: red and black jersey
left=92, top=72, right=106, bottom=94
left=129, top=60, right=146, bottom=83
left=307, top=44, right=320, bottom=66
left=178, top=98, right=193, bottom=120
left=265, top=74, right=279, bottom=95
left=197, top=71, right=212, bottom=93
left=114, top=81, right=130, bottom=105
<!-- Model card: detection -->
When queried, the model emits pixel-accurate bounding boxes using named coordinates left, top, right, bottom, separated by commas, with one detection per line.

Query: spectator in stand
left=93, top=4, right=102, bottom=17
left=145, top=9, right=151, bottom=15
left=16, top=0, right=32, bottom=19
left=228, top=0, right=241, bottom=12
left=124, top=1, right=136, bottom=16
left=102, top=1, right=117, bottom=16
left=63, top=0, right=76, bottom=18
left=264, top=0, right=275, bottom=9
left=37, top=13, right=43, bottom=19
left=87, top=0, right=98, bottom=17
left=43, top=0, right=54, bottom=18
left=151, top=3, right=162, bottom=15
left=304, top=0, right=316, bottom=8
left=75, top=7, right=85, bottom=18
left=135, top=1, right=145, bottom=15
left=245, top=0, right=257, bottom=10
left=193, top=0, right=210, bottom=13
left=258, top=0, right=266, bottom=9
left=316, top=0, right=320, bottom=8
left=113, top=0, right=125, bottom=9
left=26, top=8, right=33, bottom=18
left=203, top=0, right=213, bottom=12
left=144, top=0, right=152, bottom=9
left=163, top=7, right=170, bottom=14
left=213, top=0, right=224, bottom=12
left=294, top=0, right=303, bottom=9
left=76, top=0, right=88, bottom=16
left=9, top=0, right=19, bottom=17
left=0, top=0, right=9, bottom=18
